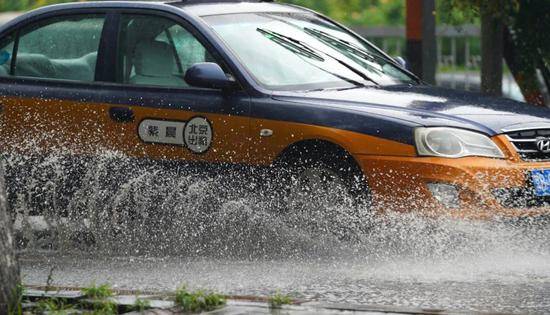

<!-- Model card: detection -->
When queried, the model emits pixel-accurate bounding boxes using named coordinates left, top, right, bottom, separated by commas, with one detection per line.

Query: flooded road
left=8, top=153, right=550, bottom=314
left=19, top=214, right=550, bottom=314
left=20, top=245, right=550, bottom=314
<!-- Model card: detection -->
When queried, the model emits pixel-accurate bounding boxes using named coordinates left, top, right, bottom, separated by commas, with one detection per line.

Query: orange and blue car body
left=0, top=0, right=549, bottom=220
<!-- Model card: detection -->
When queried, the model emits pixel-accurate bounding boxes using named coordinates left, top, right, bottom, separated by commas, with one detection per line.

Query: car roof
left=24, top=1, right=308, bottom=17
left=0, top=0, right=311, bottom=33
left=170, top=0, right=309, bottom=16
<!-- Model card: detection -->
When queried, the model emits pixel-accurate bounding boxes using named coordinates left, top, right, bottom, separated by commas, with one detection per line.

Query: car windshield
left=204, top=12, right=417, bottom=91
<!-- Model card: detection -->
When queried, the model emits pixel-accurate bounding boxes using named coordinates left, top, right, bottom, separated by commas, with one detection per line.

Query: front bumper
left=357, top=135, right=550, bottom=220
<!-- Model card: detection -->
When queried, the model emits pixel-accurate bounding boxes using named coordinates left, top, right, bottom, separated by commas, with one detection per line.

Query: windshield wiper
left=257, top=28, right=368, bottom=89
left=304, top=27, right=384, bottom=62
left=304, top=27, right=420, bottom=84
left=322, top=49, right=380, bottom=86
left=257, top=28, right=325, bottom=61
left=300, top=28, right=380, bottom=86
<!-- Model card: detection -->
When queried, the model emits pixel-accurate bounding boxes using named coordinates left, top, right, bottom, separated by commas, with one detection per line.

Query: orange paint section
left=0, top=97, right=108, bottom=154
left=0, top=96, right=416, bottom=167
left=249, top=117, right=417, bottom=165
left=2, top=95, right=550, bottom=220
left=112, top=106, right=251, bottom=164
left=358, top=135, right=550, bottom=219
left=0, top=96, right=250, bottom=164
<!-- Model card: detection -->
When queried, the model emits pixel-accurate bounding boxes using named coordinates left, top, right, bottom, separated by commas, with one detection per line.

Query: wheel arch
left=273, top=138, right=364, bottom=175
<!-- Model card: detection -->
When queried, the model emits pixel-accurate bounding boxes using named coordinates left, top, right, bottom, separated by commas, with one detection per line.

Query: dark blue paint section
left=4, top=78, right=550, bottom=146
left=252, top=97, right=418, bottom=144
left=185, top=63, right=236, bottom=90
left=0, top=79, right=249, bottom=116
left=273, top=85, right=550, bottom=136
left=0, top=78, right=418, bottom=144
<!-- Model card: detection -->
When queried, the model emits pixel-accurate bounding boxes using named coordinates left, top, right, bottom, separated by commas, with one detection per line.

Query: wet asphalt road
left=20, top=242, right=550, bottom=314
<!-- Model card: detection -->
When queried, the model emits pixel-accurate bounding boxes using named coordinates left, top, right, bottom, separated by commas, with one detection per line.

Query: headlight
left=415, top=127, right=504, bottom=158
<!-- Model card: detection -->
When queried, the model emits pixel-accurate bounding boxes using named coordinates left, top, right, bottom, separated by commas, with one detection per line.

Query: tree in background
left=3, top=0, right=404, bottom=23
left=0, top=0, right=78, bottom=12
left=506, top=0, right=550, bottom=105
left=440, top=0, right=549, bottom=104
left=0, top=0, right=456, bottom=27
left=281, top=0, right=404, bottom=27
left=0, top=162, right=20, bottom=314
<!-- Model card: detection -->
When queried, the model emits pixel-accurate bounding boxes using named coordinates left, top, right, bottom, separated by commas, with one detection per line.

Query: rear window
left=12, top=14, right=105, bottom=82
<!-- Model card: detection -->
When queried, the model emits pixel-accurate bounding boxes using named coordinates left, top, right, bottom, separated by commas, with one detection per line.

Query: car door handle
left=109, top=107, right=134, bottom=123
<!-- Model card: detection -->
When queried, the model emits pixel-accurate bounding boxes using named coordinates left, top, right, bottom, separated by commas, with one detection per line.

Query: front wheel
left=275, top=153, right=373, bottom=240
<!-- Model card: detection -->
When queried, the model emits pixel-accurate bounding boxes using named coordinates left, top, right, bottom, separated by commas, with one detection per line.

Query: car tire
left=274, top=150, right=373, bottom=240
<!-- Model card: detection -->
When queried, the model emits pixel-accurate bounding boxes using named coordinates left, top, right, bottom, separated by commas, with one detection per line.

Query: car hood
left=272, top=84, right=550, bottom=136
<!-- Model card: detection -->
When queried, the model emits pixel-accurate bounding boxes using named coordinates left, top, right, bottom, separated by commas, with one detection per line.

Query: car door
left=0, top=13, right=110, bottom=156
left=98, top=12, right=251, bottom=165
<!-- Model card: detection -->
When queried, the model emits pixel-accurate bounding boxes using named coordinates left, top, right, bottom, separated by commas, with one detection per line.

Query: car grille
left=493, top=187, right=550, bottom=208
left=505, top=129, right=550, bottom=161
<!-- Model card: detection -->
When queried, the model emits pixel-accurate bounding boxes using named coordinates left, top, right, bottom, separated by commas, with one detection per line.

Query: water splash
left=5, top=150, right=549, bottom=261
left=8, top=150, right=550, bottom=313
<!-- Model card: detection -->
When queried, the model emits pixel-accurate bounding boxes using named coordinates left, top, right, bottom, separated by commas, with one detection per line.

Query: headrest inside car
left=133, top=41, right=175, bottom=77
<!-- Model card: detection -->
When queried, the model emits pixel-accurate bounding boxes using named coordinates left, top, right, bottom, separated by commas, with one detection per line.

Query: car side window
left=0, top=34, right=14, bottom=77
left=117, top=14, right=216, bottom=88
left=14, top=15, right=105, bottom=82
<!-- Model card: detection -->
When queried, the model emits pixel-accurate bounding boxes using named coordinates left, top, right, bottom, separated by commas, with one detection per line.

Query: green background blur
left=0, top=0, right=468, bottom=27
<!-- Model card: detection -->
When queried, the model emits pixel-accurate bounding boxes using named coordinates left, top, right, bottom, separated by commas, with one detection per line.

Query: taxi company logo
left=536, top=137, right=550, bottom=153
left=138, top=117, right=213, bottom=154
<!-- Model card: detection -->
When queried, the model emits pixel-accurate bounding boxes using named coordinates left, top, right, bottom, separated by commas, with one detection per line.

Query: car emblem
left=536, top=137, right=550, bottom=153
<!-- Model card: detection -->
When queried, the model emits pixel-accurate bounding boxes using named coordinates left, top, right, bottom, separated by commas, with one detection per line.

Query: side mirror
left=185, top=62, right=237, bottom=90
left=394, top=56, right=409, bottom=70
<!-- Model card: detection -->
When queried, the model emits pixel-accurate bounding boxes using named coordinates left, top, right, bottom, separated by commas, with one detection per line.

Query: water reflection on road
left=20, top=247, right=550, bottom=314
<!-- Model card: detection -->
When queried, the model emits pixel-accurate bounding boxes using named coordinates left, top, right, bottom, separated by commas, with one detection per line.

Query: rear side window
left=0, top=34, right=14, bottom=77
left=116, top=14, right=216, bottom=88
left=14, top=15, right=105, bottom=82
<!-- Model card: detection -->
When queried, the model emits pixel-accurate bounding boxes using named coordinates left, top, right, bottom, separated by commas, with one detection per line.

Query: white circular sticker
left=184, top=117, right=212, bottom=154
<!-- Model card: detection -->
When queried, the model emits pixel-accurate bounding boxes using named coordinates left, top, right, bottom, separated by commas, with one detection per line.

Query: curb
left=23, top=285, right=515, bottom=315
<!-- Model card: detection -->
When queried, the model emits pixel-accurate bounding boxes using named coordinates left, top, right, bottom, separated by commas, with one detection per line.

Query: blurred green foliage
left=437, top=0, right=517, bottom=24
left=0, top=0, right=404, bottom=24
left=0, top=0, right=478, bottom=27
left=0, top=0, right=485, bottom=27
left=1, top=0, right=546, bottom=66
left=440, top=0, right=549, bottom=71
left=0, top=0, right=78, bottom=12
left=282, top=0, right=404, bottom=26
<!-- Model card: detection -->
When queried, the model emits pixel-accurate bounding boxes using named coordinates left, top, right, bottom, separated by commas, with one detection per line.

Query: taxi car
left=1, top=0, right=550, bottom=220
